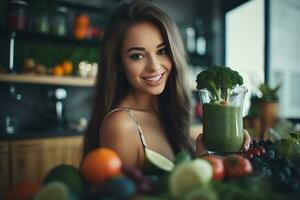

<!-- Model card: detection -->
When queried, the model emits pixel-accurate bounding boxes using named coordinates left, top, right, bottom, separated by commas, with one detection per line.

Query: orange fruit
left=52, top=65, right=64, bottom=76
left=62, top=60, right=73, bottom=75
left=74, top=27, right=88, bottom=39
left=81, top=148, right=122, bottom=186
left=6, top=181, right=40, bottom=200
left=75, top=14, right=90, bottom=28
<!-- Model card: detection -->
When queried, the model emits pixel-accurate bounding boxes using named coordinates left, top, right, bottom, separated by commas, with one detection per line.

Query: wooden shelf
left=2, top=31, right=101, bottom=47
left=0, top=73, right=95, bottom=87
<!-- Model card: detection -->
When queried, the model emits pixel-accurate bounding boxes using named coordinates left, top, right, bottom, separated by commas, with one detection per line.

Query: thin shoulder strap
left=103, top=108, right=128, bottom=119
left=104, top=108, right=148, bottom=148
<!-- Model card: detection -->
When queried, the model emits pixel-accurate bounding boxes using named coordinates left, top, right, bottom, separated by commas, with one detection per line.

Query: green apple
left=169, top=158, right=213, bottom=198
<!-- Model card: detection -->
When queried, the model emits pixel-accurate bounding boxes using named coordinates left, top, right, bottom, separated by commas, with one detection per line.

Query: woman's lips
left=142, top=73, right=164, bottom=86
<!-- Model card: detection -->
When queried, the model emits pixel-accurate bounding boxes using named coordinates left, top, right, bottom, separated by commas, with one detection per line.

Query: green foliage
left=257, top=83, right=281, bottom=102
left=212, top=176, right=284, bottom=200
left=272, top=131, right=300, bottom=165
left=196, top=65, right=243, bottom=102
left=14, top=40, right=99, bottom=71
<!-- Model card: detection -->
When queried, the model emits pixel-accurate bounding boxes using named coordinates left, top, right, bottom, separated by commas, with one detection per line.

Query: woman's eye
left=130, top=54, right=144, bottom=60
left=157, top=48, right=169, bottom=55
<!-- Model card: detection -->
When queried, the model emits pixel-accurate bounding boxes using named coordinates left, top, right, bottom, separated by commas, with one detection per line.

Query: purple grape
left=121, top=164, right=143, bottom=181
left=137, top=177, right=154, bottom=194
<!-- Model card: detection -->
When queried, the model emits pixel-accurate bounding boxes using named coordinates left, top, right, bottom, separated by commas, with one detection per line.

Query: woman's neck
left=120, top=91, right=159, bottom=112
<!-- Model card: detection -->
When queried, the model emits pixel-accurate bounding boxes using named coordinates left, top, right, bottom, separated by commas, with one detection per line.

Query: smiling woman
left=121, top=21, right=172, bottom=96
left=82, top=0, right=193, bottom=169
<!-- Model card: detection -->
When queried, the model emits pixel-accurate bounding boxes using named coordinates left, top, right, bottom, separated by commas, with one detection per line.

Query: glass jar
left=52, top=6, right=68, bottom=36
left=7, top=0, right=28, bottom=31
left=34, top=11, right=50, bottom=33
left=0, top=116, right=18, bottom=135
left=199, top=86, right=248, bottom=153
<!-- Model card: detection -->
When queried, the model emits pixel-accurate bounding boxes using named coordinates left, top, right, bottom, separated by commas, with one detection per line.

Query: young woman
left=82, top=0, right=250, bottom=168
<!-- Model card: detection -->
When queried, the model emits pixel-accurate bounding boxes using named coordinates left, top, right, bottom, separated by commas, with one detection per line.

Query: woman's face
left=121, top=21, right=172, bottom=96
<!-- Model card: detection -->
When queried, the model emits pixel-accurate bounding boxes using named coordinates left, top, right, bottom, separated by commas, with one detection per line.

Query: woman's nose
left=146, top=55, right=160, bottom=72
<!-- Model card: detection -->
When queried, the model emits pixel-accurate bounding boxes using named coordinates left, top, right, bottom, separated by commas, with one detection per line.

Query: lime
left=183, top=187, right=218, bottom=200
left=169, top=158, right=213, bottom=198
left=174, top=150, right=192, bottom=165
left=103, top=176, right=136, bottom=199
left=142, top=148, right=174, bottom=175
left=34, top=181, right=76, bottom=200
left=43, top=164, right=83, bottom=198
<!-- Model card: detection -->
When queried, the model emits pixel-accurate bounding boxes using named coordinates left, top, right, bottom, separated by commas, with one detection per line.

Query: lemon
left=43, top=164, right=83, bottom=198
left=169, top=158, right=213, bottom=198
left=34, top=182, right=76, bottom=200
left=142, top=148, right=174, bottom=175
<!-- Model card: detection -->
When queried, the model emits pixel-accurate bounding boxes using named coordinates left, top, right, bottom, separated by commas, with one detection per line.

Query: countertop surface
left=0, top=124, right=202, bottom=141
left=0, top=127, right=84, bottom=140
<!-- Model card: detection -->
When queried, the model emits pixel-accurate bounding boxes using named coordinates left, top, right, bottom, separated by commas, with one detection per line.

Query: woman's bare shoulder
left=99, top=110, right=141, bottom=167
left=101, top=109, right=137, bottom=134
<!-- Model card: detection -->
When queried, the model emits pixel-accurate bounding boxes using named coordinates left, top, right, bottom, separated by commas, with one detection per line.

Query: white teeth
left=144, top=74, right=162, bottom=81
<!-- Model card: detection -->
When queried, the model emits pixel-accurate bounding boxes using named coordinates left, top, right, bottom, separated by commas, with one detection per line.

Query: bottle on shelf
left=7, top=0, right=28, bottom=31
left=51, top=6, right=68, bottom=36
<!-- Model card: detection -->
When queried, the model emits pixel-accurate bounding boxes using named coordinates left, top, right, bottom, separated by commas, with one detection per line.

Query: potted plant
left=252, top=83, right=281, bottom=139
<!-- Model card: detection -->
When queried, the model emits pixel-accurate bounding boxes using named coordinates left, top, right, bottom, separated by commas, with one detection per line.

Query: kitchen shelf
left=50, top=0, right=105, bottom=13
left=3, top=30, right=101, bottom=47
left=0, top=73, right=95, bottom=87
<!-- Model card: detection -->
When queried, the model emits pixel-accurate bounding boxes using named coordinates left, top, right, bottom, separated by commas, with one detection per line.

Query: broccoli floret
left=196, top=65, right=243, bottom=103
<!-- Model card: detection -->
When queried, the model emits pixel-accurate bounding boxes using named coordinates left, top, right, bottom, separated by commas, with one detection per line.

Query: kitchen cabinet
left=0, top=141, right=10, bottom=194
left=11, top=136, right=82, bottom=187
left=1, top=135, right=82, bottom=191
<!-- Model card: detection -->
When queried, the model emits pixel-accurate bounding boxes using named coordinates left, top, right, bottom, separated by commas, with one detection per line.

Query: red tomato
left=204, top=155, right=225, bottom=181
left=224, top=154, right=253, bottom=177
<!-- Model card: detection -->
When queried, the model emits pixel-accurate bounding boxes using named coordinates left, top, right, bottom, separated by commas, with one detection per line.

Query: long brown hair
left=82, top=0, right=193, bottom=159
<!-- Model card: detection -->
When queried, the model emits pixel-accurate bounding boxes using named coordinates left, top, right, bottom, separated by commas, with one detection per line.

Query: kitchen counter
left=0, top=124, right=202, bottom=141
left=0, top=127, right=84, bottom=140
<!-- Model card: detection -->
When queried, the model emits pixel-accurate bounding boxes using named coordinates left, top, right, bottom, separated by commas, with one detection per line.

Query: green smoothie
left=203, top=103, right=244, bottom=153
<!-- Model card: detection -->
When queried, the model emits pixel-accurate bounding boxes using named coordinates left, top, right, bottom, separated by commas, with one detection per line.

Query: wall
left=269, top=0, right=300, bottom=118
left=0, top=83, right=92, bottom=133
left=225, top=0, right=265, bottom=115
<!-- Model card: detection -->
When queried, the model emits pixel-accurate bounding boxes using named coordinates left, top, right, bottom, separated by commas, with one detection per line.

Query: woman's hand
left=195, top=129, right=252, bottom=155
left=242, top=129, right=251, bottom=151
left=195, top=133, right=205, bottom=155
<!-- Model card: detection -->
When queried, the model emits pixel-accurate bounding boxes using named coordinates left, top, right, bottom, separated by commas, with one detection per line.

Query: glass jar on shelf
left=34, top=11, right=50, bottom=33
left=7, top=0, right=28, bottom=31
left=51, top=6, right=68, bottom=36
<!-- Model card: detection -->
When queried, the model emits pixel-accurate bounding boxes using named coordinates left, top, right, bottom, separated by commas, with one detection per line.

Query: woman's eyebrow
left=127, top=47, right=145, bottom=53
left=157, top=42, right=166, bottom=48
left=126, top=42, right=166, bottom=53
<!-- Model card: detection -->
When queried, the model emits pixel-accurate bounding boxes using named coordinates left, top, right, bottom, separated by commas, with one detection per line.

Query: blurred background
left=0, top=0, right=299, bottom=195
